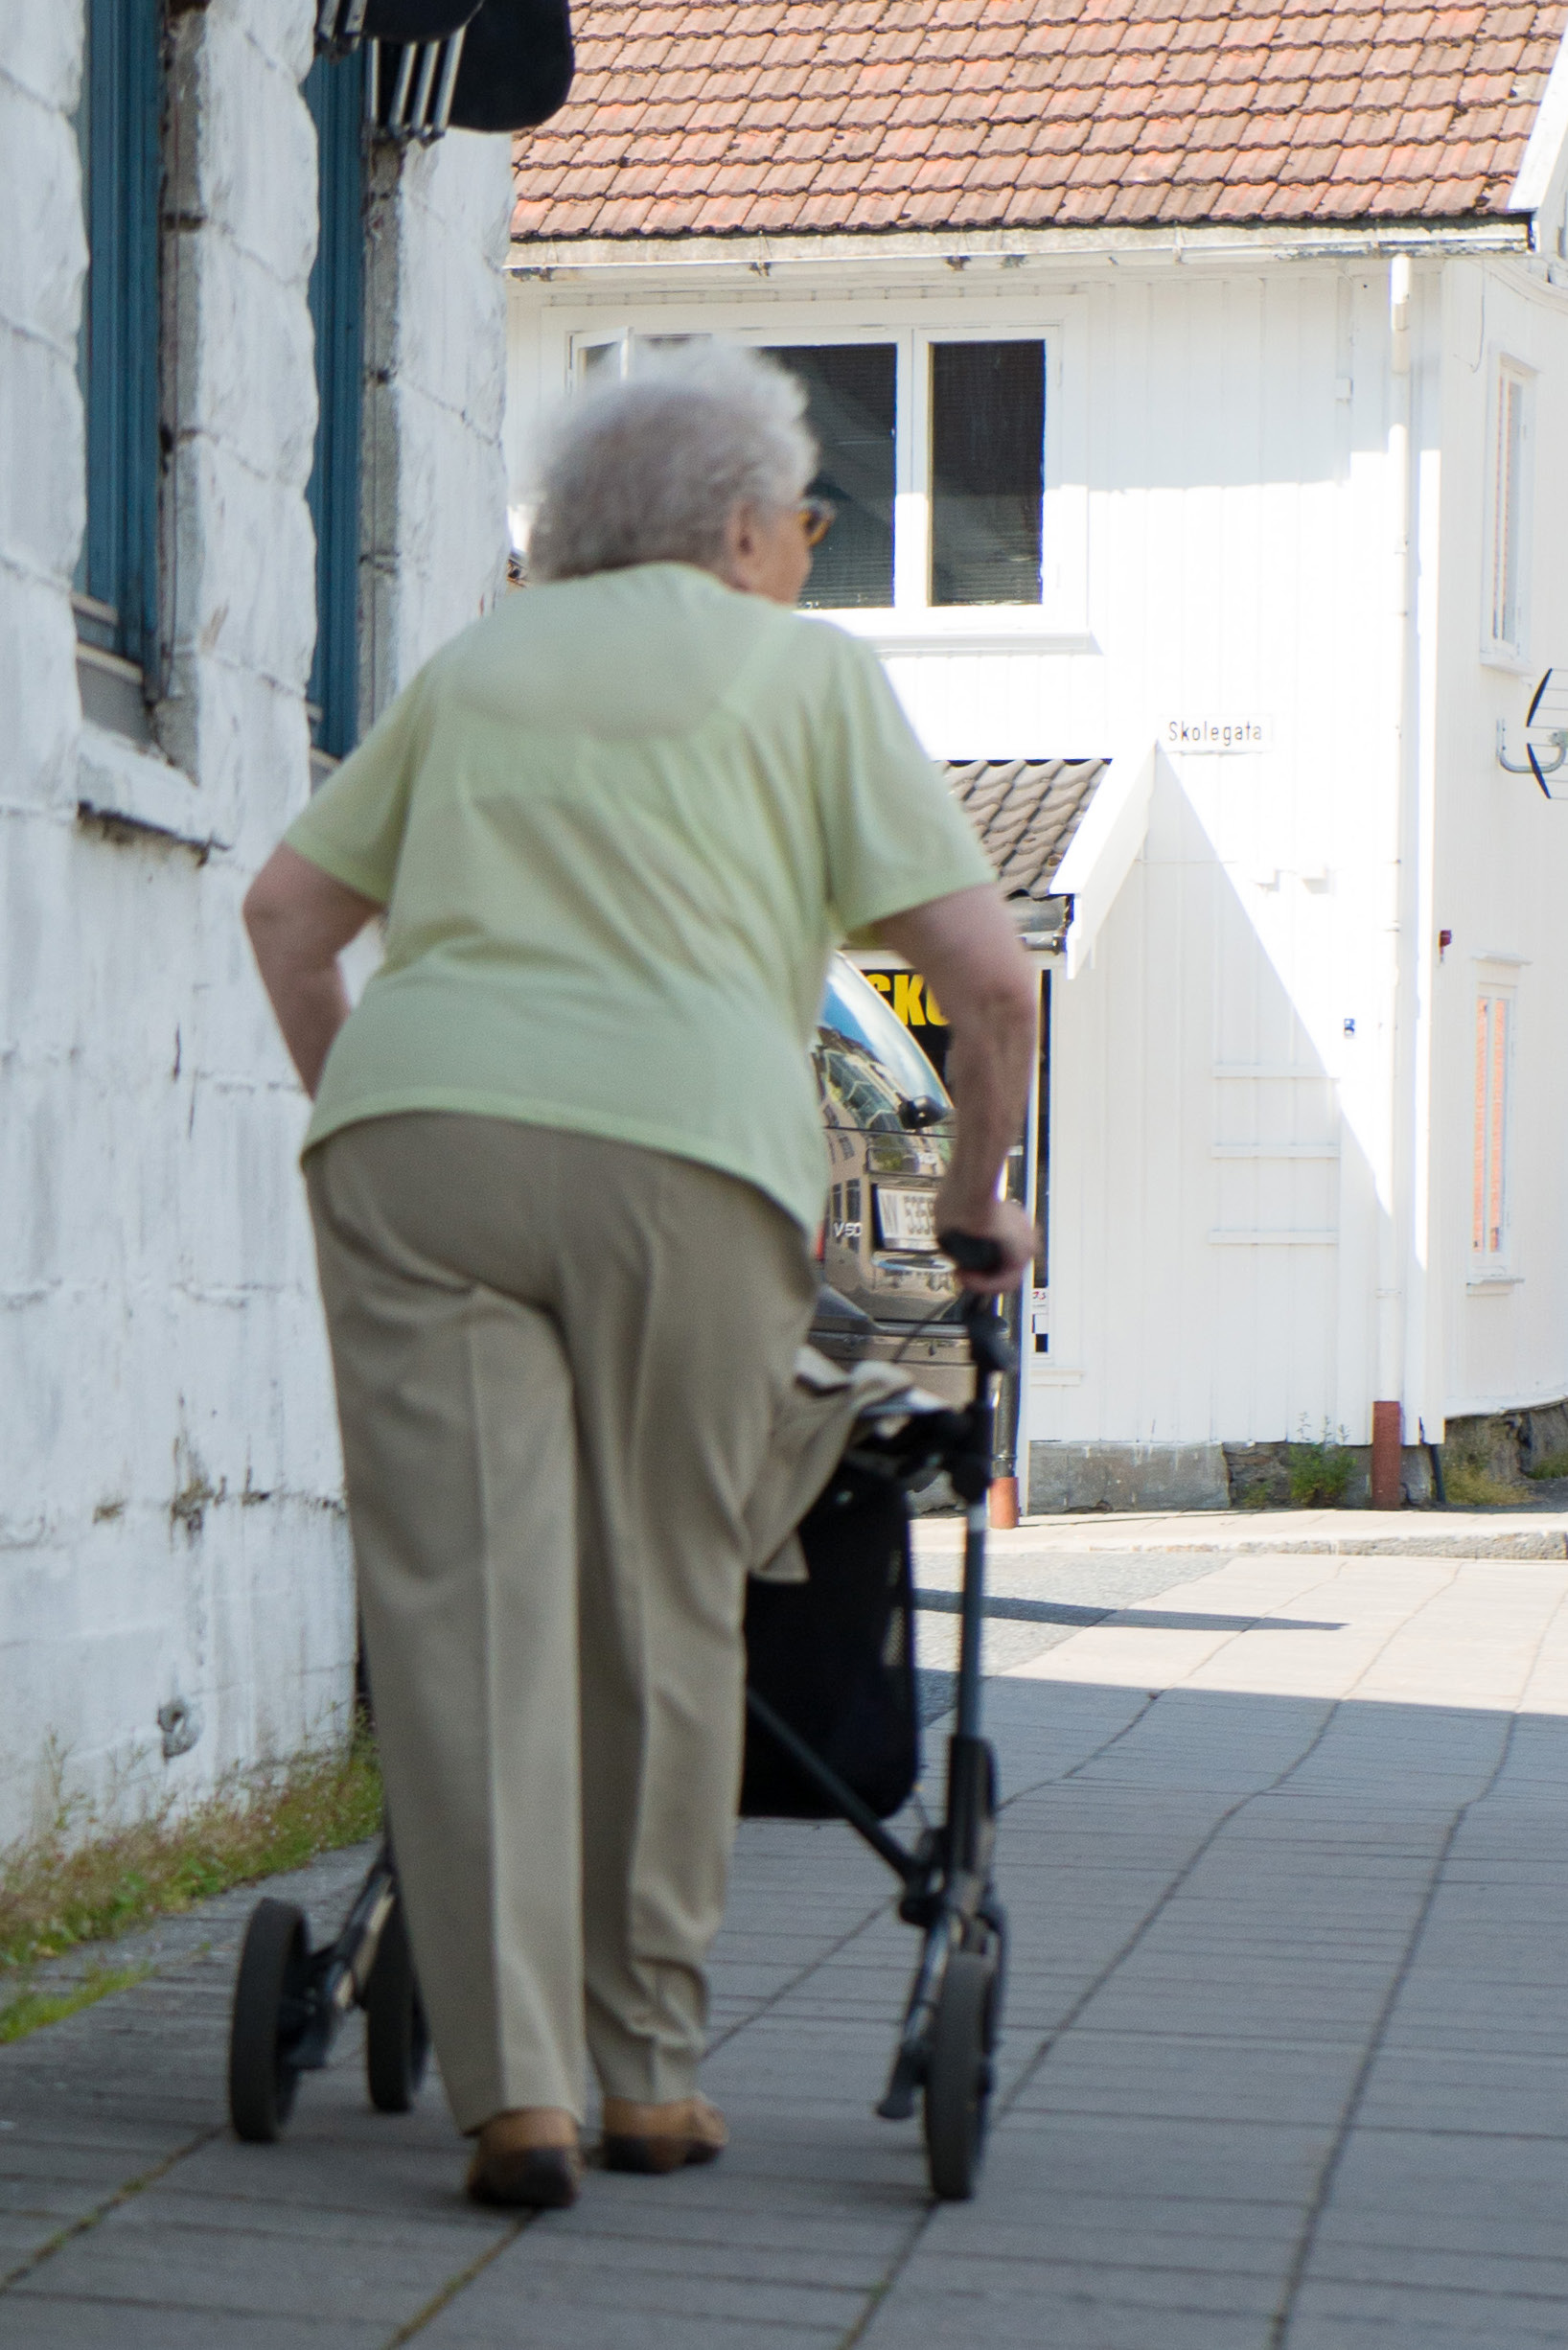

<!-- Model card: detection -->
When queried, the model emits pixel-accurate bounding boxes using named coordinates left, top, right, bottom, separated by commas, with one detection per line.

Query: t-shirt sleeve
left=814, top=629, right=995, bottom=942
left=283, top=670, right=430, bottom=905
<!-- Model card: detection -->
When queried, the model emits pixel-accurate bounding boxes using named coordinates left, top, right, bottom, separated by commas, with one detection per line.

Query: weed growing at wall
left=1442, top=1460, right=1530, bottom=1507
left=1287, top=1439, right=1355, bottom=1508
left=0, top=1716, right=380, bottom=1975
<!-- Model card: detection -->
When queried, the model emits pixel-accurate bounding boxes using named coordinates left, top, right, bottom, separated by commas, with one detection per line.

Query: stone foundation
left=1439, top=1400, right=1568, bottom=1493
left=1027, top=1442, right=1230, bottom=1513
left=1025, top=1412, right=1568, bottom=1515
left=1223, top=1441, right=1437, bottom=1511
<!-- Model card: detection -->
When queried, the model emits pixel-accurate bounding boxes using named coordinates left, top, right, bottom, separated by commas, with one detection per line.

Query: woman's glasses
left=798, top=497, right=837, bottom=549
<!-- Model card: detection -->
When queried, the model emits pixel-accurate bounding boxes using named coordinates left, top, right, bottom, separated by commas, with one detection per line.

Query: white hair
left=528, top=342, right=818, bottom=584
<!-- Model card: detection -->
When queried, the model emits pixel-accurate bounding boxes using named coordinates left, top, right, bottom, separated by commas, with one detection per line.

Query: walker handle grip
left=938, top=1228, right=1004, bottom=1275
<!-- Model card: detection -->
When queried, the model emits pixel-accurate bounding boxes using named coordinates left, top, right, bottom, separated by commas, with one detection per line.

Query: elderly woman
left=243, top=345, right=1035, bottom=2210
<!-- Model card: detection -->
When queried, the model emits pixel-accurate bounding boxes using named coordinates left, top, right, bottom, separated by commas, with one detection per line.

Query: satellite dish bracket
left=1497, top=669, right=1568, bottom=796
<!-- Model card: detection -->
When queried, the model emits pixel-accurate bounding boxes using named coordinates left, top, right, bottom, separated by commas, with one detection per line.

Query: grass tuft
left=0, top=1964, right=150, bottom=2046
left=1526, top=1448, right=1568, bottom=1483
left=0, top=1715, right=381, bottom=1977
left=1287, top=1439, right=1356, bottom=1508
left=1442, top=1460, right=1528, bottom=1508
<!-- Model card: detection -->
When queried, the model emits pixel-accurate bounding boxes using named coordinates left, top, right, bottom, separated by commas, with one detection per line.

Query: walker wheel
left=923, top=1947, right=996, bottom=2200
left=229, top=1900, right=310, bottom=2143
left=365, top=1896, right=429, bottom=2113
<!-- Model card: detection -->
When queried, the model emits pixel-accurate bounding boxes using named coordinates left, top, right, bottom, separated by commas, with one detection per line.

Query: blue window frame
left=304, top=50, right=366, bottom=762
left=75, top=0, right=162, bottom=669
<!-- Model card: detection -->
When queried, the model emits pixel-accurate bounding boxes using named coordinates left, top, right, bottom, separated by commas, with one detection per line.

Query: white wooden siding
left=506, top=245, right=1568, bottom=1449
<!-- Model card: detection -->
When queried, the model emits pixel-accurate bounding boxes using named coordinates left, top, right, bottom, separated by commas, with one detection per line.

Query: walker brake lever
left=938, top=1228, right=1004, bottom=1275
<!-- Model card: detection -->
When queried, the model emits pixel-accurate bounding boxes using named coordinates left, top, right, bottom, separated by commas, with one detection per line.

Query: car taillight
left=813, top=1218, right=826, bottom=1263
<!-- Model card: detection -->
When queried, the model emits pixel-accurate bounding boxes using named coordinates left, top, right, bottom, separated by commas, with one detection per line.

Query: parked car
left=809, top=956, right=971, bottom=1404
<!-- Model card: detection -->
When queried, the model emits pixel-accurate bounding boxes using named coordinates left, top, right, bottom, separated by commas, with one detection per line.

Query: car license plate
left=876, top=1187, right=938, bottom=1251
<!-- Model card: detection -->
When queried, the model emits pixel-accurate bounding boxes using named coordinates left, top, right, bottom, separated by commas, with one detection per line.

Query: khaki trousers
left=307, top=1114, right=816, bottom=2131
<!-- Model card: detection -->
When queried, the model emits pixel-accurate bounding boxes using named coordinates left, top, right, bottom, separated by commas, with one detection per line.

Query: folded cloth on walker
left=746, top=1348, right=937, bottom=1585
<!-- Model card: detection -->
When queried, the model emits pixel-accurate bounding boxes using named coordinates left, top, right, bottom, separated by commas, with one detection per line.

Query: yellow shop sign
left=864, top=970, right=946, bottom=1029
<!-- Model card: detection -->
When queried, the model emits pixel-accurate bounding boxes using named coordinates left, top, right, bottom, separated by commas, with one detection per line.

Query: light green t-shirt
left=286, top=562, right=993, bottom=1232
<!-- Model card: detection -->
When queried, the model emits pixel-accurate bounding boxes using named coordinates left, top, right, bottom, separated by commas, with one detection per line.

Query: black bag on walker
left=740, top=1461, right=920, bottom=1822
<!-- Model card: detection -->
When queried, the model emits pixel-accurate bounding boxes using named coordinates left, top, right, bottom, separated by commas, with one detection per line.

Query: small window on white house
left=1487, top=363, right=1532, bottom=659
left=762, top=344, right=896, bottom=610
left=1472, top=987, right=1513, bottom=1268
left=564, top=329, right=1050, bottom=613
left=930, top=341, right=1046, bottom=607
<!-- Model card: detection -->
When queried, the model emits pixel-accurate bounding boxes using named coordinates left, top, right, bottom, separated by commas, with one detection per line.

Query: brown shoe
left=600, top=2096, right=727, bottom=2176
left=466, top=2108, right=583, bottom=2209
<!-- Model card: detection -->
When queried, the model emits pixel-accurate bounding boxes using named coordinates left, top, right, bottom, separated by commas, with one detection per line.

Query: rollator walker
left=227, top=1238, right=1010, bottom=2202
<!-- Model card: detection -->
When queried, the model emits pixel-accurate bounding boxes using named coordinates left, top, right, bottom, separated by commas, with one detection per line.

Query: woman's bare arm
left=242, top=845, right=381, bottom=1099
left=876, top=885, right=1038, bottom=1294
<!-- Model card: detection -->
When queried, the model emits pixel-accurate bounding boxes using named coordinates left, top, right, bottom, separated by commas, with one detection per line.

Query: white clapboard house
left=505, top=0, right=1568, bottom=1509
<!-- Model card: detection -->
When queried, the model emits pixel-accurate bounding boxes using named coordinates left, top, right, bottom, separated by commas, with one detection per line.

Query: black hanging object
left=447, top=0, right=574, bottom=131
left=358, top=0, right=479, bottom=37
left=740, top=1465, right=920, bottom=1823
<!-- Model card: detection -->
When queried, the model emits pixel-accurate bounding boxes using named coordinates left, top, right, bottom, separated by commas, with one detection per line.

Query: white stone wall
left=0, top=4, right=512, bottom=1846
left=361, top=129, right=513, bottom=727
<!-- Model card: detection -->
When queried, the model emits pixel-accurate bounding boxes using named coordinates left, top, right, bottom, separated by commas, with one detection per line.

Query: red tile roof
left=511, top=0, right=1568, bottom=241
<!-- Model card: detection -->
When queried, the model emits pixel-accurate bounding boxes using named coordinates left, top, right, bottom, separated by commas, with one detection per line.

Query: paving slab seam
left=0, top=2123, right=225, bottom=2295
left=823, top=1698, right=1344, bottom=2347
left=624, top=1690, right=1197, bottom=2345
left=1055, top=1692, right=1164, bottom=1786
left=984, top=1569, right=1471, bottom=2254
left=934, top=1565, right=1432, bottom=2118
left=381, top=2213, right=536, bottom=2346
left=703, top=1895, right=898, bottom=2062
left=835, top=1556, right=1541, bottom=2348
left=1265, top=1577, right=1568, bottom=2349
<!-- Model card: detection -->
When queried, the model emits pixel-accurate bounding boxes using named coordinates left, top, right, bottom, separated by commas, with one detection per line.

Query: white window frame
left=1482, top=357, right=1534, bottom=669
left=906, top=323, right=1058, bottom=621
left=569, top=329, right=711, bottom=382
left=555, top=301, right=1090, bottom=648
left=1469, top=970, right=1519, bottom=1283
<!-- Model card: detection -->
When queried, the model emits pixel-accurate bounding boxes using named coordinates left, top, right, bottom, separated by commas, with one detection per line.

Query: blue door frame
left=304, top=50, right=367, bottom=762
left=75, top=0, right=162, bottom=671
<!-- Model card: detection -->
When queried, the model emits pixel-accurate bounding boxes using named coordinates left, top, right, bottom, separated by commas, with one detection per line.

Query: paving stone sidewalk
left=4, top=1529, right=1568, bottom=2347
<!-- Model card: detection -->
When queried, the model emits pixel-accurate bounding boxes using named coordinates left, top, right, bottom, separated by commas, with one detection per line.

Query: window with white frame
left=1472, top=983, right=1514, bottom=1271
left=1486, top=360, right=1533, bottom=661
left=573, top=330, right=705, bottom=383
left=764, top=336, right=1046, bottom=611
left=565, top=328, right=1049, bottom=614
left=763, top=344, right=896, bottom=609
left=927, top=340, right=1045, bottom=607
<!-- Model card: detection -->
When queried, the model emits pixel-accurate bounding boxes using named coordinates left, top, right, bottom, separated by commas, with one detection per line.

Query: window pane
left=930, top=340, right=1044, bottom=608
left=764, top=345, right=895, bottom=610
left=76, top=0, right=161, bottom=666
left=1473, top=993, right=1512, bottom=1260
left=1472, top=998, right=1488, bottom=1254
left=1488, top=997, right=1510, bottom=1255
left=305, top=49, right=366, bottom=760
left=1493, top=377, right=1524, bottom=647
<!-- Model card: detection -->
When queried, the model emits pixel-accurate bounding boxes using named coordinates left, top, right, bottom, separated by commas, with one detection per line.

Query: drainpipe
left=1372, top=256, right=1415, bottom=1509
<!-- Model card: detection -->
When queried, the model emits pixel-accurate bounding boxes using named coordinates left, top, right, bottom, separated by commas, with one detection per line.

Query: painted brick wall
left=0, top=2, right=512, bottom=1845
left=361, top=128, right=513, bottom=729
